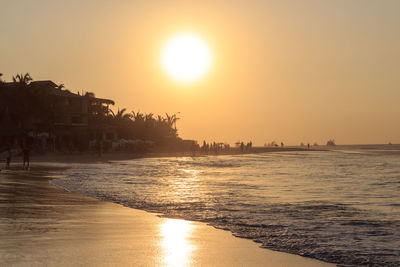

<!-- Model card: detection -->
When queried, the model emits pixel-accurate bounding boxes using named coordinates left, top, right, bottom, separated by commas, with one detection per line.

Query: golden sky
left=1, top=0, right=399, bottom=145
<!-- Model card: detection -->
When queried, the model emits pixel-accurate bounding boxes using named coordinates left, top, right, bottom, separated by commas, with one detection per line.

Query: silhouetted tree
left=110, top=108, right=132, bottom=121
left=12, top=73, right=32, bottom=85
left=1, top=72, right=184, bottom=152
left=0, top=73, right=55, bottom=135
left=109, top=108, right=133, bottom=139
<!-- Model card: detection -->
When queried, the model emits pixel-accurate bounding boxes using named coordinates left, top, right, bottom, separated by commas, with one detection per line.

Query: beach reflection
left=160, top=219, right=195, bottom=266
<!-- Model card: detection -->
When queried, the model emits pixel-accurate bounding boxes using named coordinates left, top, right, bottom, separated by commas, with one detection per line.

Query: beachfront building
left=0, top=80, right=115, bottom=152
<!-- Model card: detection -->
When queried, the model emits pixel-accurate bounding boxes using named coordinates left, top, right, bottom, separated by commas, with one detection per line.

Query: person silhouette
left=23, top=145, right=30, bottom=170
left=5, top=144, right=12, bottom=169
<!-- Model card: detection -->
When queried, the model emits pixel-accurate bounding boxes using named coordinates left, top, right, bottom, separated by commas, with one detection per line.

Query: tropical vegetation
left=0, top=72, right=186, bottom=151
left=107, top=108, right=181, bottom=146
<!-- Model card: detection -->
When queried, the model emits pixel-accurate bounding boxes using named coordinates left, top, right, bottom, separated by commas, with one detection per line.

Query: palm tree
left=165, top=112, right=180, bottom=130
left=165, top=113, right=173, bottom=128
left=172, top=112, right=180, bottom=130
left=10, top=73, right=53, bottom=133
left=157, top=115, right=165, bottom=123
left=144, top=113, right=154, bottom=121
left=131, top=110, right=144, bottom=122
left=9, top=73, right=35, bottom=131
left=109, top=108, right=133, bottom=139
left=12, top=73, right=32, bottom=85
left=110, top=108, right=132, bottom=121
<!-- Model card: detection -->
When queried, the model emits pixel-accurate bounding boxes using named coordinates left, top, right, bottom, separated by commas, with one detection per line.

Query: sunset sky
left=1, top=0, right=399, bottom=145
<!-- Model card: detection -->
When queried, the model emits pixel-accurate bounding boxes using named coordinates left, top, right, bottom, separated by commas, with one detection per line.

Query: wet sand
left=0, top=166, right=333, bottom=266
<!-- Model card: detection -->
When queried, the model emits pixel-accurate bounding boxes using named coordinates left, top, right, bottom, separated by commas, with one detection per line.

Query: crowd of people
left=200, top=140, right=253, bottom=154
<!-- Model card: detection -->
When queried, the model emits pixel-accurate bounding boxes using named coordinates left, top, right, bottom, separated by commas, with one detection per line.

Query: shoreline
left=18, top=146, right=323, bottom=165
left=0, top=164, right=333, bottom=266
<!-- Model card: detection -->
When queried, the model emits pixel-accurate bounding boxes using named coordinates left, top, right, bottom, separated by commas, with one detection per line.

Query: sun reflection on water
left=160, top=219, right=195, bottom=267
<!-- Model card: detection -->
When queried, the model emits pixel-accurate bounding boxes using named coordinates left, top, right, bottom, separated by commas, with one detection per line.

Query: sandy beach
left=0, top=165, right=333, bottom=266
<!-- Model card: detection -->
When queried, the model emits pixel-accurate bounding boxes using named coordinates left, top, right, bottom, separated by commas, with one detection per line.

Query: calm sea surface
left=52, top=149, right=400, bottom=266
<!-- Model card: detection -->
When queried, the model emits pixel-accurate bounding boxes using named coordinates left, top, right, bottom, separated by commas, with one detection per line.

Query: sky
left=1, top=0, right=399, bottom=145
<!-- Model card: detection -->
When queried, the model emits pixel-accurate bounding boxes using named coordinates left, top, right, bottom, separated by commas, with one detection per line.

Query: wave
left=51, top=152, right=400, bottom=266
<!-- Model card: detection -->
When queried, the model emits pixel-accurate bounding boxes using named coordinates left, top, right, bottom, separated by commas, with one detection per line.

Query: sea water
left=52, top=149, right=400, bottom=265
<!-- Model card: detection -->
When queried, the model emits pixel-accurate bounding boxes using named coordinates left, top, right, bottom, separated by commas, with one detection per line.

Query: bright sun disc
left=162, top=34, right=211, bottom=83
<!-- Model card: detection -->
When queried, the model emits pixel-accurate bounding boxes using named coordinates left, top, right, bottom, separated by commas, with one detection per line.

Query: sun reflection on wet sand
left=160, top=219, right=195, bottom=267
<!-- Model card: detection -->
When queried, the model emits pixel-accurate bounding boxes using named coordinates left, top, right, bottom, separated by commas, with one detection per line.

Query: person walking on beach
left=23, top=146, right=30, bottom=170
left=5, top=144, right=12, bottom=169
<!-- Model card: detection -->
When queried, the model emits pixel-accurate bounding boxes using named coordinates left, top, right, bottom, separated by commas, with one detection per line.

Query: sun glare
left=160, top=219, right=194, bottom=266
left=162, top=34, right=211, bottom=83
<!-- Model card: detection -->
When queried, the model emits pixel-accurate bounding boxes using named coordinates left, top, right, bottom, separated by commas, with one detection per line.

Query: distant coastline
left=27, top=143, right=398, bottom=165
left=3, top=143, right=399, bottom=168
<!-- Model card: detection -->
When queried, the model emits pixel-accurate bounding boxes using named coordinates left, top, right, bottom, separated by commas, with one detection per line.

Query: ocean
left=52, top=148, right=400, bottom=266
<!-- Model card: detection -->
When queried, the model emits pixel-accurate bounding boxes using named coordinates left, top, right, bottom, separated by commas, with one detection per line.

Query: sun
left=162, top=34, right=211, bottom=83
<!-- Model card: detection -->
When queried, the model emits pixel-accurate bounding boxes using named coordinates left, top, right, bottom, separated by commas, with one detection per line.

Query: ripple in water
left=52, top=150, right=400, bottom=266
